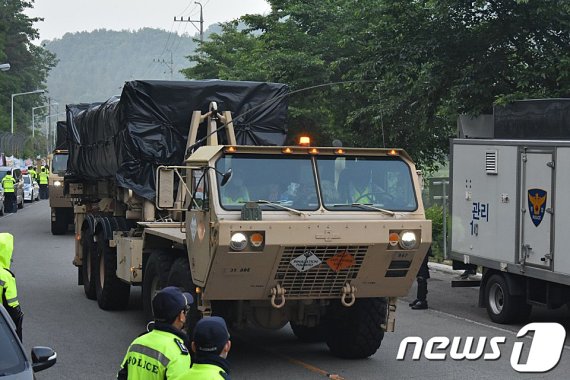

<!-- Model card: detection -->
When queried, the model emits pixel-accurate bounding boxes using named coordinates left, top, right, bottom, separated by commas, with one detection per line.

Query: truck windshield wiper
left=255, top=200, right=306, bottom=216
left=332, top=203, right=395, bottom=216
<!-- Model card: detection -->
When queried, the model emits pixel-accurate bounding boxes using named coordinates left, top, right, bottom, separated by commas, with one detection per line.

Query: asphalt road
left=5, top=200, right=570, bottom=379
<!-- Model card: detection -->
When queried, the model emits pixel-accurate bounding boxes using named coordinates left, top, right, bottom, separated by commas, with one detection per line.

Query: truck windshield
left=216, top=154, right=319, bottom=211
left=52, top=154, right=68, bottom=174
left=316, top=156, right=418, bottom=211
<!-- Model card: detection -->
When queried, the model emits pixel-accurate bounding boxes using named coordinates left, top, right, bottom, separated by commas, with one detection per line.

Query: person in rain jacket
left=0, top=232, right=23, bottom=340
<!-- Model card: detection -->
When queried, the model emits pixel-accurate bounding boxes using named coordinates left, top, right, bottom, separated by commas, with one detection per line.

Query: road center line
left=233, top=333, right=345, bottom=379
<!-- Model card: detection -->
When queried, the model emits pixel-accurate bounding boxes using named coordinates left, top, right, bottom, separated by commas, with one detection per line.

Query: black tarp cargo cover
left=66, top=80, right=289, bottom=201
left=55, top=121, right=69, bottom=150
left=494, top=99, right=570, bottom=139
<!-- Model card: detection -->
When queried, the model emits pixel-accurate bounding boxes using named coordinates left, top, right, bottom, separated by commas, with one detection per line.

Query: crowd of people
left=0, top=165, right=50, bottom=213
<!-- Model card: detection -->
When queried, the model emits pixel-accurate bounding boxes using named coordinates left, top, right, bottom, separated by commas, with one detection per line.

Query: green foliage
left=44, top=28, right=199, bottom=108
left=181, top=0, right=570, bottom=170
left=425, top=204, right=450, bottom=262
left=0, top=0, right=56, bottom=156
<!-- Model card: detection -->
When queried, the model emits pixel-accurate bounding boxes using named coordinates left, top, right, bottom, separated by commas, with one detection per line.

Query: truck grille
left=274, top=245, right=368, bottom=298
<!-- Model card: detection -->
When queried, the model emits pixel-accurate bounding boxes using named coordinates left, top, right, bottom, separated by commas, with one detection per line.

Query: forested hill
left=43, top=27, right=213, bottom=108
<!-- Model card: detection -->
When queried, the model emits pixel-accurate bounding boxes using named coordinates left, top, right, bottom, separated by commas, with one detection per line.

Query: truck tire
left=290, top=322, right=326, bottom=343
left=51, top=208, right=68, bottom=235
left=324, top=297, right=387, bottom=359
left=81, top=228, right=97, bottom=300
left=485, top=274, right=528, bottom=324
left=95, top=230, right=130, bottom=310
left=142, top=251, right=175, bottom=320
left=167, top=257, right=200, bottom=334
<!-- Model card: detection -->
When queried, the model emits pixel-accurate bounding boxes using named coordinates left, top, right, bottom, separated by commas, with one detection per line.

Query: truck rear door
left=520, top=149, right=554, bottom=269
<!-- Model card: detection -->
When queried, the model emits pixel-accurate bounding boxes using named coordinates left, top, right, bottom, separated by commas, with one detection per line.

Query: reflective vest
left=1, top=175, right=15, bottom=193
left=222, top=188, right=249, bottom=205
left=29, top=169, right=37, bottom=181
left=39, top=170, right=48, bottom=185
left=184, top=363, right=227, bottom=380
left=351, top=184, right=373, bottom=203
left=120, top=328, right=191, bottom=379
left=0, top=233, right=18, bottom=309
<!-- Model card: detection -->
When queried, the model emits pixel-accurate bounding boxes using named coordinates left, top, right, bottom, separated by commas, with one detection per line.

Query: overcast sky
left=25, top=0, right=271, bottom=42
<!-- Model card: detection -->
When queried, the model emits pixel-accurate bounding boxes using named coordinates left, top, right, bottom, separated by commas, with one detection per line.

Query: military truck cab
left=152, top=106, right=431, bottom=358
left=49, top=149, right=73, bottom=235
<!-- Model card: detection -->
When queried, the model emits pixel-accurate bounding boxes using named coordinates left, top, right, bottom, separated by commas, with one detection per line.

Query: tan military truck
left=49, top=121, right=74, bottom=235
left=67, top=80, right=431, bottom=358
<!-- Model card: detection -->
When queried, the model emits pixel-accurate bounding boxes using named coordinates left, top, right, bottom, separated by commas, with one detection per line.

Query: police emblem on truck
left=528, top=188, right=547, bottom=227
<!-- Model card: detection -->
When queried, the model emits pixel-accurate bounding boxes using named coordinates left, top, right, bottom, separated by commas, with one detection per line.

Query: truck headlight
left=54, top=180, right=62, bottom=187
left=399, top=231, right=417, bottom=250
left=230, top=233, right=248, bottom=251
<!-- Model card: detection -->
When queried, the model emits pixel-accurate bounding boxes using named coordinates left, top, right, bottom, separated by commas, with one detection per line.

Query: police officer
left=1, top=171, right=16, bottom=213
left=409, top=246, right=433, bottom=310
left=117, top=286, right=193, bottom=380
left=38, top=167, right=48, bottom=199
left=184, top=316, right=232, bottom=380
left=28, top=166, right=38, bottom=183
left=0, top=233, right=24, bottom=341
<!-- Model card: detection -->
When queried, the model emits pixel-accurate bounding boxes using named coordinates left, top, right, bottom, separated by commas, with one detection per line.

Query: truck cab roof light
left=282, top=147, right=293, bottom=154
left=388, top=149, right=398, bottom=156
left=308, top=148, right=319, bottom=154
left=299, top=136, right=311, bottom=146
left=225, top=146, right=237, bottom=153
left=334, top=148, right=345, bottom=155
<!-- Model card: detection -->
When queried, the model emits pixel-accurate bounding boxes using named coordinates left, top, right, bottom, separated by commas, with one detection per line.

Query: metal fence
left=0, top=131, right=49, bottom=158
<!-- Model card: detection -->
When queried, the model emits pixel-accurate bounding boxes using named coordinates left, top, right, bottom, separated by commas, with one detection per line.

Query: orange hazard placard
left=326, top=252, right=355, bottom=272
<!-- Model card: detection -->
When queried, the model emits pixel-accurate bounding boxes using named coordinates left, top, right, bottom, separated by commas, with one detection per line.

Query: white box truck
left=450, top=99, right=570, bottom=323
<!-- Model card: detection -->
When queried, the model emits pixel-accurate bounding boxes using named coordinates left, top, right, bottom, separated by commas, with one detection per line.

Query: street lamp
left=32, top=103, right=59, bottom=137
left=11, top=89, right=45, bottom=134
left=0, top=63, right=10, bottom=71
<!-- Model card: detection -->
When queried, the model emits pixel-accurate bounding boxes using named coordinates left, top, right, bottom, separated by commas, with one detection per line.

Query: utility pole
left=153, top=51, right=174, bottom=79
left=174, top=1, right=204, bottom=42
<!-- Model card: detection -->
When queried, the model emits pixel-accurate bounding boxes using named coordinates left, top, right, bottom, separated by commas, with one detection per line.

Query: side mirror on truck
left=156, top=166, right=175, bottom=209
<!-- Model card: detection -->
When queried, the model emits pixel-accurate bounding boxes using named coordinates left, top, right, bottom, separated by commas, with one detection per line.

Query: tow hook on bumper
left=341, top=282, right=357, bottom=307
left=270, top=284, right=287, bottom=309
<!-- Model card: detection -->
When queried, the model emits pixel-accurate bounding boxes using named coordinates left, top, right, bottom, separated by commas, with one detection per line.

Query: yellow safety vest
left=352, top=185, right=373, bottom=203
left=39, top=171, right=48, bottom=185
left=0, top=233, right=18, bottom=308
left=1, top=175, right=15, bottom=193
left=119, top=328, right=191, bottom=380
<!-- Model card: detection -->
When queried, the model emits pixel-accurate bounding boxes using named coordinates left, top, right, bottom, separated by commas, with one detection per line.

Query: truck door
left=520, top=150, right=553, bottom=269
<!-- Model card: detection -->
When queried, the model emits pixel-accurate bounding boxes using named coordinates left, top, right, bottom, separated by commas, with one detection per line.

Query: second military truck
left=65, top=80, right=431, bottom=358
left=49, top=121, right=73, bottom=235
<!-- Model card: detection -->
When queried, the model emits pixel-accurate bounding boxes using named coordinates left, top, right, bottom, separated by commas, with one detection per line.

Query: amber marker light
left=334, top=149, right=345, bottom=155
left=388, top=149, right=398, bottom=156
left=250, top=232, right=264, bottom=248
left=226, top=146, right=237, bottom=153
left=76, top=234, right=81, bottom=241
left=389, top=232, right=400, bottom=246
left=299, top=136, right=311, bottom=146
left=309, top=148, right=319, bottom=154
left=196, top=287, right=202, bottom=294
left=282, top=147, right=293, bottom=154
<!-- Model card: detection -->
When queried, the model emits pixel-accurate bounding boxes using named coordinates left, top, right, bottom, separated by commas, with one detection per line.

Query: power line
left=153, top=51, right=174, bottom=80
left=174, top=1, right=204, bottom=42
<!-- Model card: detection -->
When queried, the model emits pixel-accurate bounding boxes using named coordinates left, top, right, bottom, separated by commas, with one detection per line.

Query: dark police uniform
left=410, top=246, right=432, bottom=309
left=182, top=316, right=232, bottom=380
